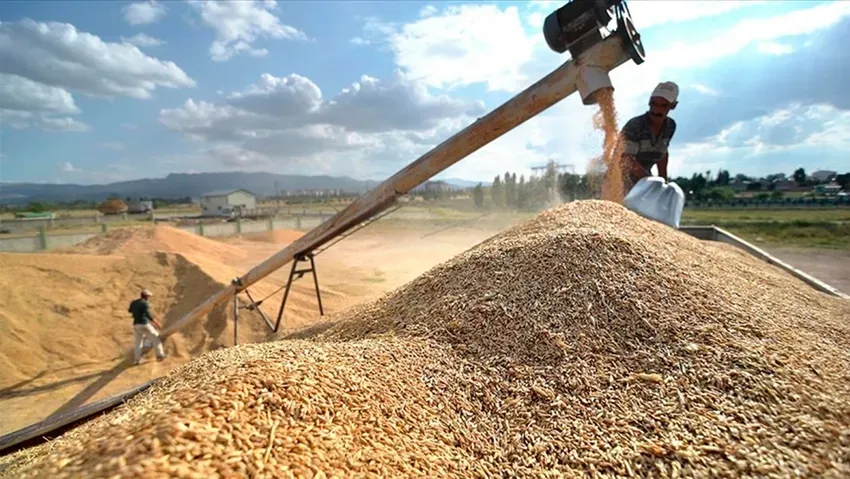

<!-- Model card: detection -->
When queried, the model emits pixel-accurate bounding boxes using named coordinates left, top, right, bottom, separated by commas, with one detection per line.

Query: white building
left=200, top=189, right=257, bottom=217
left=810, top=170, right=837, bottom=183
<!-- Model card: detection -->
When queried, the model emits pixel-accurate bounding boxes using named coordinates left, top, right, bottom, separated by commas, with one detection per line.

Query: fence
left=686, top=196, right=849, bottom=208
left=0, top=216, right=327, bottom=253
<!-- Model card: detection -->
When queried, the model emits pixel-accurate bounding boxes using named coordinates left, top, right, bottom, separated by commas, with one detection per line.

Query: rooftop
left=201, top=189, right=256, bottom=198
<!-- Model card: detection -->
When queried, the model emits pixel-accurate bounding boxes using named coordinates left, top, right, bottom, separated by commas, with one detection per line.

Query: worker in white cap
left=619, top=81, right=679, bottom=190
left=127, top=288, right=166, bottom=365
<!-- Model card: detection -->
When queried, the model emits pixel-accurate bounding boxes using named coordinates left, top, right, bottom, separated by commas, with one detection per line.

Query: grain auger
left=544, top=0, right=645, bottom=105
left=159, top=0, right=648, bottom=342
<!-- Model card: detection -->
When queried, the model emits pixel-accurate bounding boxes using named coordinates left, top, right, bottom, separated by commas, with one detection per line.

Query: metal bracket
left=274, top=252, right=324, bottom=333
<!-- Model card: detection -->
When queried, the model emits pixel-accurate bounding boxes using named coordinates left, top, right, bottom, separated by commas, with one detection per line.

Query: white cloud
left=121, top=33, right=165, bottom=48
left=350, top=37, right=370, bottom=46
left=623, top=1, right=767, bottom=30
left=384, top=5, right=535, bottom=92
left=757, top=41, right=793, bottom=56
left=0, top=110, right=90, bottom=132
left=667, top=104, right=850, bottom=176
left=123, top=1, right=167, bottom=26
left=319, top=73, right=485, bottom=132
left=159, top=71, right=485, bottom=171
left=41, top=117, right=90, bottom=132
left=60, top=161, right=80, bottom=172
left=690, top=84, right=719, bottom=96
left=526, top=12, right=544, bottom=29
left=0, top=73, right=79, bottom=114
left=0, top=19, right=196, bottom=99
left=160, top=71, right=484, bottom=139
left=419, top=5, right=437, bottom=18
left=226, top=73, right=323, bottom=119
left=187, top=0, right=309, bottom=61
left=101, top=142, right=124, bottom=150
left=657, top=2, right=850, bottom=70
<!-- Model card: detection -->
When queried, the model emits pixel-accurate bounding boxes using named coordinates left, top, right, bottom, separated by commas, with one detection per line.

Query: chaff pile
left=9, top=201, right=850, bottom=478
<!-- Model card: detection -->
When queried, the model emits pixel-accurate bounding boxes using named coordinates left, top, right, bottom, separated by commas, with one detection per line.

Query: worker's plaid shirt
left=621, top=112, right=677, bottom=181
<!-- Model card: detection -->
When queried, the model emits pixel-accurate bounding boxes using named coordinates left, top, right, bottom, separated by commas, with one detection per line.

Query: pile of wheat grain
left=9, top=200, right=850, bottom=478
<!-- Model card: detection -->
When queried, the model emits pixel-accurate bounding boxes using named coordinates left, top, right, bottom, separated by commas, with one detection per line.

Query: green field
left=678, top=208, right=850, bottom=249
left=681, top=208, right=850, bottom=224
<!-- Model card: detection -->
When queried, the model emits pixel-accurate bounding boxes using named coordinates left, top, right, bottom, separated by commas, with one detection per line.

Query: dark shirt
left=621, top=112, right=677, bottom=182
left=128, top=298, right=153, bottom=325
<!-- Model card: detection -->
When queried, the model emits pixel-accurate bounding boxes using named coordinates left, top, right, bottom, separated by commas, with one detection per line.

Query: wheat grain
left=7, top=201, right=850, bottom=478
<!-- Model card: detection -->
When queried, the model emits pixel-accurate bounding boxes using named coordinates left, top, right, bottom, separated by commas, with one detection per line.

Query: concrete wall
left=0, top=232, right=99, bottom=253
left=0, top=216, right=327, bottom=253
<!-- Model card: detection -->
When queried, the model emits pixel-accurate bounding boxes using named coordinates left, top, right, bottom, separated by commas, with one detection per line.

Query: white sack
left=624, top=176, right=685, bottom=229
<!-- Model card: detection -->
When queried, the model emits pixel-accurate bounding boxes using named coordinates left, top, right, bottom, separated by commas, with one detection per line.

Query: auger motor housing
left=543, top=0, right=645, bottom=105
left=543, top=0, right=645, bottom=65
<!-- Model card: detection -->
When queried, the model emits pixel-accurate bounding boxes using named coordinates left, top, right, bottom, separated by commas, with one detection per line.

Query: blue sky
left=1, top=0, right=848, bottom=186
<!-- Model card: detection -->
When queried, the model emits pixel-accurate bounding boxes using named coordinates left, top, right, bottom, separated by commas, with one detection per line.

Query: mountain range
left=0, top=172, right=486, bottom=204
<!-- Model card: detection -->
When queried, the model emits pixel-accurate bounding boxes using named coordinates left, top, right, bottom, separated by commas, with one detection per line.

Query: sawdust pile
left=10, top=201, right=850, bottom=478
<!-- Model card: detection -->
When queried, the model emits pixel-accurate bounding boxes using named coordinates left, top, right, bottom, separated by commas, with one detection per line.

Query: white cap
left=651, top=81, right=679, bottom=103
left=141, top=289, right=153, bottom=297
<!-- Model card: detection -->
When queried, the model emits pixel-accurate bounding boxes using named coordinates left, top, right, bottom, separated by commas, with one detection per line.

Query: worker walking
left=619, top=81, right=679, bottom=190
left=128, top=289, right=166, bottom=365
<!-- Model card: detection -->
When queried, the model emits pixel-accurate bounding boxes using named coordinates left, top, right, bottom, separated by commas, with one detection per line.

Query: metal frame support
left=233, top=294, right=239, bottom=346
left=274, top=253, right=324, bottom=332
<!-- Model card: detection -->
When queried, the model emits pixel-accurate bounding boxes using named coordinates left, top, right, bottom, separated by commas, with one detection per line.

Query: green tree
left=836, top=173, right=850, bottom=189
left=715, top=169, right=730, bottom=185
left=502, top=172, right=510, bottom=207
left=793, top=167, right=807, bottom=186
left=516, top=175, right=528, bottom=209
left=472, top=183, right=484, bottom=209
left=491, top=175, right=504, bottom=208
left=25, top=202, right=46, bottom=213
left=704, top=187, right=735, bottom=202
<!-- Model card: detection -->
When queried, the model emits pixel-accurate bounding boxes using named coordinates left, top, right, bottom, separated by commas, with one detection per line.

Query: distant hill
left=0, top=171, right=483, bottom=204
left=0, top=172, right=373, bottom=204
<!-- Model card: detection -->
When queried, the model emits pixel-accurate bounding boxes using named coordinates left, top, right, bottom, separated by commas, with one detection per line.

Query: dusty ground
left=0, top=222, right=503, bottom=436
left=765, top=247, right=850, bottom=295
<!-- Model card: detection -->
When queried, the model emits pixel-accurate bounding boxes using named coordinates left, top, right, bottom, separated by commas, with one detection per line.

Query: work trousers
left=134, top=323, right=165, bottom=362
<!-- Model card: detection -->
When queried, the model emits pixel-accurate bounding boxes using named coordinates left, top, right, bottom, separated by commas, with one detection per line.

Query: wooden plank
left=713, top=226, right=849, bottom=300
left=0, top=379, right=159, bottom=454
left=161, top=32, right=634, bottom=339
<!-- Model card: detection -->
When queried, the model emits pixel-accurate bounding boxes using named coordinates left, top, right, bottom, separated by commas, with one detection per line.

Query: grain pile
left=239, top=229, right=305, bottom=244
left=9, top=201, right=850, bottom=478
left=66, top=224, right=247, bottom=261
left=0, top=249, right=276, bottom=436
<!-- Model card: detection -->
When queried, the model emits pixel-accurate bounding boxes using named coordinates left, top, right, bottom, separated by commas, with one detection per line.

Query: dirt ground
left=0, top=222, right=503, bottom=436
left=765, top=247, right=850, bottom=295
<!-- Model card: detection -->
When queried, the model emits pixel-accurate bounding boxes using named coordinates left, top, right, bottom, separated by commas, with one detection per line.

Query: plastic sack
left=624, top=176, right=685, bottom=229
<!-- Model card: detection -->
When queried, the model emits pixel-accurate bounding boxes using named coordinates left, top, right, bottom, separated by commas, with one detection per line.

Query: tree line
left=470, top=164, right=850, bottom=210
left=472, top=164, right=590, bottom=211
